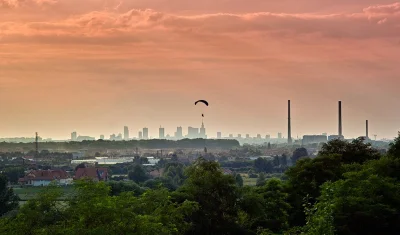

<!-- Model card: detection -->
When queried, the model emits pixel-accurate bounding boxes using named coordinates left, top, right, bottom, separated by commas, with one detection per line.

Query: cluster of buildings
left=18, top=168, right=109, bottom=187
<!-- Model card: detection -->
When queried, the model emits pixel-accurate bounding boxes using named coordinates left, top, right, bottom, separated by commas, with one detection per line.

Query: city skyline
left=1, top=1, right=400, bottom=139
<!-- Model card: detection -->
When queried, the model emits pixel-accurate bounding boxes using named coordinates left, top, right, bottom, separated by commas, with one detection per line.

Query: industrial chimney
left=366, top=120, right=369, bottom=140
left=338, top=101, right=342, bottom=137
left=288, top=100, right=292, bottom=144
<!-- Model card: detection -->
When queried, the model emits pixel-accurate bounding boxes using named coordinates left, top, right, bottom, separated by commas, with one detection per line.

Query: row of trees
left=1, top=135, right=400, bottom=234
left=0, top=139, right=240, bottom=152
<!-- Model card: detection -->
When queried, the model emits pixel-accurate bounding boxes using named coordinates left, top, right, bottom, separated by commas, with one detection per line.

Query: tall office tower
left=187, top=127, right=199, bottom=139
left=246, top=134, right=250, bottom=139
left=110, top=134, right=116, bottom=140
left=71, top=132, right=77, bottom=141
left=117, top=133, right=122, bottom=140
left=217, top=132, right=222, bottom=139
left=138, top=131, right=143, bottom=139
left=229, top=134, right=233, bottom=138
left=288, top=100, right=292, bottom=144
left=143, top=128, right=149, bottom=140
left=257, top=134, right=261, bottom=139
left=238, top=134, right=242, bottom=138
left=124, top=126, right=129, bottom=140
left=265, top=134, right=271, bottom=139
left=159, top=126, right=165, bottom=139
left=100, top=135, right=105, bottom=140
left=175, top=126, right=183, bottom=139
left=199, top=121, right=206, bottom=138
left=278, top=133, right=282, bottom=139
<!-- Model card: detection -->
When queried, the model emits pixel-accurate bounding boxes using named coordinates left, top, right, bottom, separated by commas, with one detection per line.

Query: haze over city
left=1, top=0, right=400, bottom=139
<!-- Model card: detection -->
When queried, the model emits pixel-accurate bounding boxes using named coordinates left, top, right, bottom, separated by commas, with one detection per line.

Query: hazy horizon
left=1, top=0, right=399, bottom=140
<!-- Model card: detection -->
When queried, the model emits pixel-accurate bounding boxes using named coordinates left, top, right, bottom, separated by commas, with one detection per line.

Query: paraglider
left=195, top=100, right=209, bottom=106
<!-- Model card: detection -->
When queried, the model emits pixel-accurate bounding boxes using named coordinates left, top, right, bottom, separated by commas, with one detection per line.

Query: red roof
left=74, top=168, right=109, bottom=181
left=19, top=170, right=69, bottom=182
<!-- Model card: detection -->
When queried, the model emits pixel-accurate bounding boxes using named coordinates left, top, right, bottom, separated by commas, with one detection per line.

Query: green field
left=13, top=186, right=75, bottom=200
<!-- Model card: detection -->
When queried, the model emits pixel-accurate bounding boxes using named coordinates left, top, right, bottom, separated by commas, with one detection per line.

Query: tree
left=291, top=148, right=308, bottom=163
left=267, top=142, right=271, bottom=149
left=255, top=179, right=291, bottom=233
left=319, top=137, right=380, bottom=164
left=0, top=174, right=19, bottom=216
left=285, top=155, right=344, bottom=227
left=255, top=158, right=274, bottom=173
left=3, top=167, right=25, bottom=184
left=177, top=158, right=241, bottom=234
left=256, top=173, right=266, bottom=187
left=388, top=132, right=400, bottom=158
left=235, top=173, right=244, bottom=187
left=128, top=164, right=149, bottom=183
left=306, top=169, right=400, bottom=235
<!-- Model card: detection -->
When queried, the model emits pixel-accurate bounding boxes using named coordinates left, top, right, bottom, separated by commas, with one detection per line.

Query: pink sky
left=0, top=0, right=399, bottom=140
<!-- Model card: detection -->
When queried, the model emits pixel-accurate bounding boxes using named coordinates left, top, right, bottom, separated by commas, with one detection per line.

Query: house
left=74, top=168, right=109, bottom=181
left=149, top=168, right=165, bottom=178
left=222, top=168, right=233, bottom=175
left=18, top=169, right=71, bottom=186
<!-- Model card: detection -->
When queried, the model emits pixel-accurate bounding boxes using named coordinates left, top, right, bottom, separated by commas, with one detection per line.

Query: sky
left=0, top=0, right=400, bottom=140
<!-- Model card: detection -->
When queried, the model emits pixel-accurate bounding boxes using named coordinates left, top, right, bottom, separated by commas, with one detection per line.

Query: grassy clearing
left=13, top=186, right=75, bottom=200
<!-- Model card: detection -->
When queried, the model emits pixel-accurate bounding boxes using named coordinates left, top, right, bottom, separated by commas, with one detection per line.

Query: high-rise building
left=265, top=135, right=271, bottom=139
left=71, top=132, right=77, bottom=141
left=143, top=128, right=149, bottom=140
left=138, top=131, right=143, bottom=139
left=110, top=134, right=116, bottom=140
left=238, top=134, right=242, bottom=138
left=257, top=134, right=261, bottom=139
left=217, top=132, right=222, bottom=139
left=159, top=126, right=165, bottom=139
left=187, top=127, right=199, bottom=139
left=229, top=134, right=233, bottom=138
left=278, top=133, right=282, bottom=139
left=124, top=126, right=129, bottom=140
left=175, top=127, right=183, bottom=139
left=117, top=133, right=122, bottom=140
left=246, top=134, right=250, bottom=139
left=100, top=135, right=105, bottom=140
left=199, top=122, right=206, bottom=138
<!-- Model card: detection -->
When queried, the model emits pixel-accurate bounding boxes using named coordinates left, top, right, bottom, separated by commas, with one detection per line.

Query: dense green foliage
left=2, top=135, right=400, bottom=234
left=0, top=174, right=19, bottom=216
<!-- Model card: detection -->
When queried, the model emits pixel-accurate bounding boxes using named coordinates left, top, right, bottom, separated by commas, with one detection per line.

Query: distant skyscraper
left=175, top=127, right=183, bottom=139
left=143, top=128, right=149, bottom=140
left=100, top=135, right=105, bottom=140
left=187, top=127, right=199, bottom=139
left=246, top=134, right=250, bottom=139
left=117, top=133, right=122, bottom=140
left=217, top=132, right=222, bottom=139
left=110, top=134, right=116, bottom=140
left=138, top=131, right=143, bottom=139
left=257, top=134, right=261, bottom=139
left=322, top=133, right=327, bottom=136
left=159, top=126, right=165, bottom=139
left=238, top=134, right=242, bottom=138
left=124, top=126, right=129, bottom=140
left=278, top=133, right=282, bottom=139
left=199, top=122, right=206, bottom=138
left=229, top=134, right=233, bottom=138
left=71, top=132, right=77, bottom=141
left=265, top=135, right=271, bottom=139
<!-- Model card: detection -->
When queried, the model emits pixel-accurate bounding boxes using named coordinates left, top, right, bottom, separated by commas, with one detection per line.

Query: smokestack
left=338, top=101, right=342, bottom=137
left=288, top=100, right=292, bottom=144
left=366, top=120, right=369, bottom=139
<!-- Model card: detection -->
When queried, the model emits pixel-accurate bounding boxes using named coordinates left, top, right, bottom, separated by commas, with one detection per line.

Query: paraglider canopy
left=195, top=100, right=209, bottom=106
